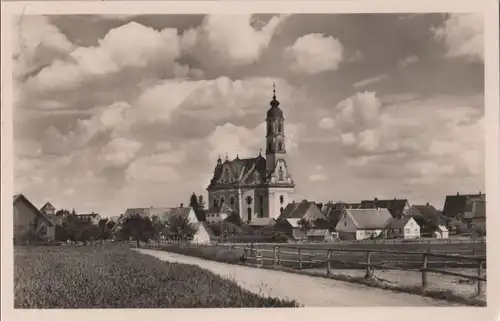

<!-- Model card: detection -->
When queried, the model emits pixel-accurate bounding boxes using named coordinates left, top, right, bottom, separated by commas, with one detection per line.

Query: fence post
left=298, top=248, right=302, bottom=269
left=273, top=245, right=277, bottom=268
left=365, top=251, right=372, bottom=279
left=327, top=250, right=331, bottom=275
left=477, top=260, right=483, bottom=296
left=277, top=246, right=281, bottom=266
left=421, top=252, right=428, bottom=290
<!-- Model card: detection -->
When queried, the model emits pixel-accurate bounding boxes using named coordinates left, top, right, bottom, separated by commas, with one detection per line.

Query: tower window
left=224, top=168, right=229, bottom=182
left=247, top=207, right=252, bottom=222
left=220, top=197, right=225, bottom=205
left=260, top=195, right=264, bottom=218
left=230, top=196, right=235, bottom=206
left=213, top=199, right=218, bottom=207
left=246, top=196, right=253, bottom=205
left=280, top=195, right=284, bottom=204
left=268, top=142, right=272, bottom=152
left=268, top=122, right=272, bottom=133
left=278, top=141, right=283, bottom=151
left=279, top=166, right=284, bottom=180
left=278, top=122, right=282, bottom=133
left=280, top=207, right=284, bottom=215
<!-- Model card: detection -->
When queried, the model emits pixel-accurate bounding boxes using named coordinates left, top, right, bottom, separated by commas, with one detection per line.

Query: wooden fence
left=232, top=244, right=487, bottom=296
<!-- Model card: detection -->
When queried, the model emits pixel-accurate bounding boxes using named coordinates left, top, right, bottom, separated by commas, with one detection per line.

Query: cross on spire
left=272, top=82, right=276, bottom=99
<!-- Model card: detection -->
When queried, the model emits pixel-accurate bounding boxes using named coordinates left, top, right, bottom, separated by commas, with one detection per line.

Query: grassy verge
left=145, top=243, right=486, bottom=307
left=14, top=244, right=299, bottom=308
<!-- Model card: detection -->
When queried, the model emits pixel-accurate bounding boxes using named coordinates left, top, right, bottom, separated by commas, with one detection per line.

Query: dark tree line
left=54, top=210, right=116, bottom=244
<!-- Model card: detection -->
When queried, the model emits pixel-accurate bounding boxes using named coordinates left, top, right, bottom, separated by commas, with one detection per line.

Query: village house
left=14, top=194, right=55, bottom=243
left=359, top=198, right=410, bottom=219
left=306, top=229, right=335, bottom=243
left=433, top=225, right=449, bottom=239
left=321, top=201, right=360, bottom=228
left=40, top=202, right=56, bottom=216
left=442, top=192, right=485, bottom=219
left=191, top=222, right=213, bottom=244
left=205, top=203, right=233, bottom=224
left=275, top=200, right=327, bottom=240
left=405, top=203, right=448, bottom=236
left=335, top=208, right=392, bottom=240
left=77, top=212, right=102, bottom=225
left=384, top=216, right=421, bottom=239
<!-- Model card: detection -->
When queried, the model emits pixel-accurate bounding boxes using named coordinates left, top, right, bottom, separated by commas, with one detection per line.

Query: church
left=206, top=84, right=296, bottom=222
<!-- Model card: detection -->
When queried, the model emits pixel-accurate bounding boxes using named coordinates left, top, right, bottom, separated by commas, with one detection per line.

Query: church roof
left=207, top=154, right=268, bottom=188
left=266, top=85, right=283, bottom=119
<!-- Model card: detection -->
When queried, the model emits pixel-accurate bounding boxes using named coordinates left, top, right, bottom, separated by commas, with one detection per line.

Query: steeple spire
left=270, top=82, right=280, bottom=108
left=273, top=82, right=276, bottom=100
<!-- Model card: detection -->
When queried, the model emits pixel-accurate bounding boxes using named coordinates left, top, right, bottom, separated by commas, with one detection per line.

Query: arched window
left=279, top=166, right=284, bottom=180
left=280, top=207, right=284, bottom=215
left=280, top=195, right=284, bottom=204
left=278, top=141, right=283, bottom=151
left=247, top=207, right=252, bottom=222
left=277, top=122, right=282, bottom=133
left=230, top=196, right=235, bottom=206
left=224, top=168, right=229, bottom=182
left=246, top=196, right=253, bottom=205
left=213, top=199, right=217, bottom=207
left=268, top=142, right=272, bottom=152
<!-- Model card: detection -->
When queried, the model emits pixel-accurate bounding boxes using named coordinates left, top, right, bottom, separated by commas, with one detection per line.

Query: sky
left=12, top=13, right=485, bottom=217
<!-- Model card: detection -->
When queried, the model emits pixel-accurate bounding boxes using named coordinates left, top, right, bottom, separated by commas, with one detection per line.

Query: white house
left=335, top=208, right=392, bottom=240
left=434, top=225, right=449, bottom=239
left=191, top=222, right=213, bottom=244
left=385, top=216, right=420, bottom=239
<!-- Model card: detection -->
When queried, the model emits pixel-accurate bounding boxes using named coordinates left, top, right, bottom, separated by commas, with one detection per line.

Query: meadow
left=14, top=244, right=299, bottom=308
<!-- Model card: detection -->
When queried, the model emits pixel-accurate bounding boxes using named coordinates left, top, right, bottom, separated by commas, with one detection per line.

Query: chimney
left=426, top=202, right=429, bottom=206
left=180, top=203, right=184, bottom=208
left=457, top=192, right=459, bottom=196
left=479, top=191, right=481, bottom=195
left=374, top=197, right=378, bottom=202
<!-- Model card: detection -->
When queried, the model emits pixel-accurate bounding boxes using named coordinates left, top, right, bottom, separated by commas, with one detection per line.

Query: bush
left=14, top=245, right=299, bottom=308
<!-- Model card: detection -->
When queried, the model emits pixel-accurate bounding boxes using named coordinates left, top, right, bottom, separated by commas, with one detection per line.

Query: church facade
left=206, top=85, right=295, bottom=222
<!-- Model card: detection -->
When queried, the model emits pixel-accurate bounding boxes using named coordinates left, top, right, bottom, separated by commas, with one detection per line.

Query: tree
left=297, top=218, right=313, bottom=230
left=117, top=214, right=155, bottom=248
left=190, top=193, right=199, bottom=210
left=55, top=209, right=70, bottom=217
left=165, top=214, right=198, bottom=241
left=106, top=220, right=116, bottom=231
left=151, top=215, right=166, bottom=241
left=313, top=218, right=333, bottom=230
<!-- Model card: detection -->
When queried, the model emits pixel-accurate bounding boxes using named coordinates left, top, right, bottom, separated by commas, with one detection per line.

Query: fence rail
left=231, top=243, right=487, bottom=296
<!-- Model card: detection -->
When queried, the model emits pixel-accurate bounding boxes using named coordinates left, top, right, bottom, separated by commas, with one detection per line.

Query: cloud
left=309, top=174, right=328, bottom=182
left=26, top=21, right=184, bottom=92
left=13, top=15, right=75, bottom=81
left=397, top=55, right=420, bottom=68
left=98, top=138, right=142, bottom=168
left=284, top=33, right=344, bottom=74
left=352, top=74, right=387, bottom=88
left=318, top=117, right=335, bottom=129
left=182, top=14, right=290, bottom=68
left=432, top=13, right=483, bottom=62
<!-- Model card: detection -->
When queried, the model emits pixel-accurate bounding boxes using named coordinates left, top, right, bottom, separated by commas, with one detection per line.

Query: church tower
left=266, top=83, right=286, bottom=171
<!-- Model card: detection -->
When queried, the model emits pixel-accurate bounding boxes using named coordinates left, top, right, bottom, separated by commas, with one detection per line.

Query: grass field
left=14, top=244, right=299, bottom=308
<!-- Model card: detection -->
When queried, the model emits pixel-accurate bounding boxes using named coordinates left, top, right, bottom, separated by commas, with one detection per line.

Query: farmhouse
left=321, top=201, right=360, bottom=228
left=274, top=218, right=306, bottom=240
left=14, top=194, right=55, bottom=243
left=384, top=216, right=420, bottom=239
left=206, top=85, right=296, bottom=222
left=433, top=225, right=449, bottom=239
left=306, top=229, right=335, bottom=242
left=335, top=208, right=392, bottom=240
left=442, top=192, right=485, bottom=218
left=40, top=202, right=56, bottom=216
left=359, top=198, right=410, bottom=219
left=277, top=200, right=326, bottom=225
left=406, top=203, right=447, bottom=236
left=77, top=212, right=102, bottom=224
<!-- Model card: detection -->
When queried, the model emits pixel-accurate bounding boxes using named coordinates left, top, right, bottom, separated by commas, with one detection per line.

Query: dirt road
left=136, top=249, right=461, bottom=307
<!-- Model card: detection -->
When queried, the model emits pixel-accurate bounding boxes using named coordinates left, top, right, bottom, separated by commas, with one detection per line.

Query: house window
left=259, top=195, right=264, bottom=218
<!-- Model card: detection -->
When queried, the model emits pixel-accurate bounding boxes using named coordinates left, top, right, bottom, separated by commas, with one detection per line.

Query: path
left=136, top=249, right=462, bottom=307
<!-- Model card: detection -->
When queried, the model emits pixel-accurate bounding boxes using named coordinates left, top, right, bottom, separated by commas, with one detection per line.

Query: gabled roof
left=442, top=193, right=486, bottom=217
left=278, top=200, right=322, bottom=221
left=359, top=199, right=409, bottom=218
left=153, top=207, right=195, bottom=222
left=40, top=202, right=55, bottom=211
left=248, top=217, right=275, bottom=227
left=344, top=208, right=392, bottom=229
left=321, top=202, right=360, bottom=225
left=13, top=194, right=55, bottom=227
left=77, top=213, right=101, bottom=219
left=384, top=216, right=413, bottom=229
